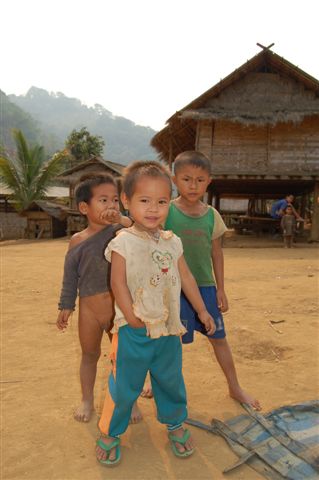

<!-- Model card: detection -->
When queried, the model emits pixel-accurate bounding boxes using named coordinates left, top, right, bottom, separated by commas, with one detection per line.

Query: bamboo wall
left=196, top=116, right=319, bottom=175
left=0, top=212, right=27, bottom=239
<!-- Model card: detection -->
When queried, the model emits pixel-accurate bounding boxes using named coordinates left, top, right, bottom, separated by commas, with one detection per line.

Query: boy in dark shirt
left=56, top=173, right=138, bottom=423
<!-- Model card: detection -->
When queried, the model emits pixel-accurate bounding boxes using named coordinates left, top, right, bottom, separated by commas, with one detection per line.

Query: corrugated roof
left=0, top=185, right=69, bottom=198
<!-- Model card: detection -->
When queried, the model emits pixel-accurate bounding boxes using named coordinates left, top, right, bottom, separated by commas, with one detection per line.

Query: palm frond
left=33, top=155, right=64, bottom=199
left=0, top=130, right=64, bottom=211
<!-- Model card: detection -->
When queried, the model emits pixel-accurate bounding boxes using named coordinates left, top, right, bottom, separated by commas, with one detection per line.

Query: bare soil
left=2, top=238, right=318, bottom=479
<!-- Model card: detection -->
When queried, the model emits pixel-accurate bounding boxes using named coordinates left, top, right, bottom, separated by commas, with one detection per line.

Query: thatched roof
left=22, top=200, right=69, bottom=220
left=151, top=47, right=319, bottom=161
left=58, top=157, right=125, bottom=183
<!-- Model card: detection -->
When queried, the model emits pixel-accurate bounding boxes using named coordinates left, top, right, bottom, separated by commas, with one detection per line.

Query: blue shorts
left=180, top=286, right=226, bottom=344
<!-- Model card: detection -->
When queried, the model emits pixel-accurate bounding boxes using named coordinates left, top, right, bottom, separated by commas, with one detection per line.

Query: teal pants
left=103, top=325, right=187, bottom=438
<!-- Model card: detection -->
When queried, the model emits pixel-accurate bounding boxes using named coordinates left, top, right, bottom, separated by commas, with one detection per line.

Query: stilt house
left=151, top=45, right=319, bottom=240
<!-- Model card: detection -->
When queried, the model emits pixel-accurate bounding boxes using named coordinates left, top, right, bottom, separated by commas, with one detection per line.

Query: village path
left=1, top=239, right=318, bottom=480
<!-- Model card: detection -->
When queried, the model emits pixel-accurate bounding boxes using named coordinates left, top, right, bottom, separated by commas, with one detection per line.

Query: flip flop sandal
left=96, top=436, right=121, bottom=467
left=168, top=428, right=194, bottom=458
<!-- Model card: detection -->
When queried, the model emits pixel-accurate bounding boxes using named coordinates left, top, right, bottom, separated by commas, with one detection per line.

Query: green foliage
left=0, top=130, right=64, bottom=211
left=66, top=127, right=105, bottom=164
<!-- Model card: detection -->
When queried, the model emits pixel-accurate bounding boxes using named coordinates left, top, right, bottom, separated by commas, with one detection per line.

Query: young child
left=281, top=205, right=296, bottom=248
left=56, top=173, right=140, bottom=423
left=95, top=161, right=215, bottom=466
left=165, top=150, right=261, bottom=410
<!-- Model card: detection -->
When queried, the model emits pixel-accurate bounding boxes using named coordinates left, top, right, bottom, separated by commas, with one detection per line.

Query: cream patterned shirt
left=105, top=226, right=187, bottom=339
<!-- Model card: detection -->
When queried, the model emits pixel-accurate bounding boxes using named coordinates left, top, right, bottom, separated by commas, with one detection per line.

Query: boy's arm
left=289, top=204, right=304, bottom=221
left=56, top=309, right=73, bottom=330
left=211, top=237, right=229, bottom=312
left=99, top=208, right=133, bottom=227
left=56, top=238, right=79, bottom=329
left=178, top=255, right=215, bottom=335
left=110, top=251, right=144, bottom=328
left=118, top=214, right=133, bottom=228
left=58, top=237, right=79, bottom=311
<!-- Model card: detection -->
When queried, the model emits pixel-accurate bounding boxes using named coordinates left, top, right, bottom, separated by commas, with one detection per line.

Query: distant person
left=281, top=205, right=296, bottom=248
left=165, top=151, right=261, bottom=410
left=56, top=173, right=142, bottom=423
left=270, top=194, right=303, bottom=221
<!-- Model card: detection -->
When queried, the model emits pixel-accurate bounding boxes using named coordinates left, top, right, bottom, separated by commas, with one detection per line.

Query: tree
left=65, top=127, right=105, bottom=165
left=0, top=130, right=63, bottom=211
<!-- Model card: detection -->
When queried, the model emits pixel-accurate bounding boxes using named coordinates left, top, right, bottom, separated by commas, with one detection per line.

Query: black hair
left=75, top=173, right=117, bottom=206
left=174, top=150, right=211, bottom=175
left=122, top=160, right=172, bottom=199
left=284, top=205, right=293, bottom=212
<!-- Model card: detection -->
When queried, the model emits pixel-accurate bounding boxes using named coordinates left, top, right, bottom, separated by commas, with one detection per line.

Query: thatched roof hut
left=21, top=200, right=69, bottom=239
left=151, top=46, right=319, bottom=240
left=57, top=156, right=125, bottom=210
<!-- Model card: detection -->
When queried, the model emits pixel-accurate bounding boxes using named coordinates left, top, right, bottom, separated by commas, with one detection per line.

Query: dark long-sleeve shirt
left=58, top=224, right=121, bottom=310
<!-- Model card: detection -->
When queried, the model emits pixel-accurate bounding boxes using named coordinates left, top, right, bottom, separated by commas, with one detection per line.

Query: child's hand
left=127, top=316, right=145, bottom=329
left=56, top=309, right=73, bottom=330
left=100, top=208, right=121, bottom=224
left=198, top=311, right=216, bottom=335
left=216, top=289, right=229, bottom=313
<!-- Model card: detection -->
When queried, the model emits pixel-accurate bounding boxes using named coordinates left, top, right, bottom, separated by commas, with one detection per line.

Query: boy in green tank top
left=165, top=151, right=261, bottom=410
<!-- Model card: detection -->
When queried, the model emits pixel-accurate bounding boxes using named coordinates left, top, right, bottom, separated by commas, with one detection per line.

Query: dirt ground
left=1, top=238, right=319, bottom=480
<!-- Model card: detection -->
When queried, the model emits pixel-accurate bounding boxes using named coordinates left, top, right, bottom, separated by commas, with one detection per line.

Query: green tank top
left=165, top=202, right=215, bottom=286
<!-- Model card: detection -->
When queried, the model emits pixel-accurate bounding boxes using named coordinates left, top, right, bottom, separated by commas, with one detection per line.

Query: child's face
left=122, top=176, right=171, bottom=232
left=286, top=207, right=293, bottom=215
left=79, top=183, right=119, bottom=224
left=173, top=165, right=211, bottom=203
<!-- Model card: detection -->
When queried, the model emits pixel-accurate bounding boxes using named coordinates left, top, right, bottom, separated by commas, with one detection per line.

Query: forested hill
left=0, top=90, right=59, bottom=154
left=8, top=87, right=157, bottom=164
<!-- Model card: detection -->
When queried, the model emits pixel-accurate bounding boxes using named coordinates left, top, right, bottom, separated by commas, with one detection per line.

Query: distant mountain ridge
left=0, top=90, right=57, bottom=154
left=7, top=87, right=157, bottom=164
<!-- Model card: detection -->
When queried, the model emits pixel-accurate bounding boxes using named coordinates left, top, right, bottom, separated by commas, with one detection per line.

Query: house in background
left=0, top=185, right=69, bottom=240
left=57, top=156, right=125, bottom=235
left=0, top=157, right=126, bottom=239
left=20, top=200, right=69, bottom=239
left=151, top=45, right=319, bottom=240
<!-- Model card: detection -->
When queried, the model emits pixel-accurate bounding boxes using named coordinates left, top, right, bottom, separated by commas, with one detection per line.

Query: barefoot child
left=56, top=173, right=141, bottom=423
left=280, top=205, right=296, bottom=248
left=96, top=161, right=215, bottom=466
left=165, top=150, right=261, bottom=410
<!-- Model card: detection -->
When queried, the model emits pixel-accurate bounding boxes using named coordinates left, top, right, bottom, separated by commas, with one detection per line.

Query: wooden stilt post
left=207, top=188, right=213, bottom=206
left=299, top=193, right=307, bottom=233
left=309, top=182, right=319, bottom=242
left=215, top=194, right=220, bottom=211
left=168, top=135, right=173, bottom=172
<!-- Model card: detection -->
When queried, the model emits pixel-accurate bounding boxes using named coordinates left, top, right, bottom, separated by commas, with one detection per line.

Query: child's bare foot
left=140, top=384, right=153, bottom=398
left=229, top=386, right=261, bottom=410
left=74, top=400, right=94, bottom=422
left=130, top=401, right=143, bottom=423
left=96, top=436, right=118, bottom=463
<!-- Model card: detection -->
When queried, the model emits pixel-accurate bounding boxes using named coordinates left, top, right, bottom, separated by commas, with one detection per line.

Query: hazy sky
left=2, top=0, right=318, bottom=130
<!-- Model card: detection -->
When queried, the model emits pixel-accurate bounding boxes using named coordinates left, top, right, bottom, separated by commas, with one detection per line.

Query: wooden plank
left=309, top=181, right=319, bottom=241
